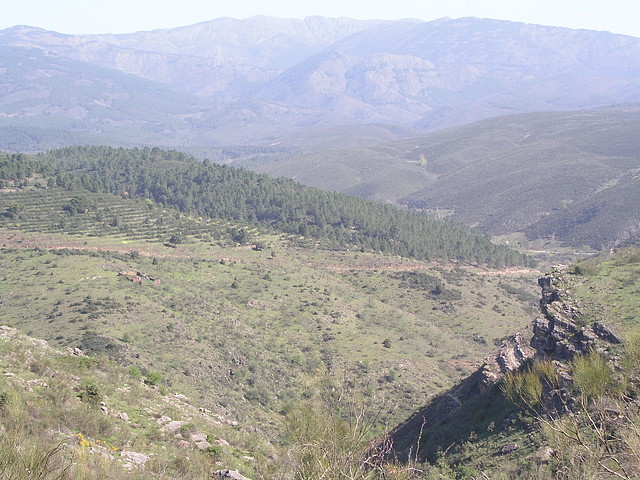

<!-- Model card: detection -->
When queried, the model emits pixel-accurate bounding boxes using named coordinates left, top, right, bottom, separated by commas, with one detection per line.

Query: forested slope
left=1, top=147, right=530, bottom=266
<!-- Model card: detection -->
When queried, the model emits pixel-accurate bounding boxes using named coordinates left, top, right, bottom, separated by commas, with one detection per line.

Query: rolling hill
left=255, top=106, right=640, bottom=250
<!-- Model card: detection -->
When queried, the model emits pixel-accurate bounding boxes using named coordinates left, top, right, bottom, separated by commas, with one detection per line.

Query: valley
left=0, top=11, right=639, bottom=479
left=0, top=147, right=540, bottom=478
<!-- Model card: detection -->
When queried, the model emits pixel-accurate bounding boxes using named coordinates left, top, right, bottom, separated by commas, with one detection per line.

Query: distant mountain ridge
left=1, top=16, right=639, bottom=147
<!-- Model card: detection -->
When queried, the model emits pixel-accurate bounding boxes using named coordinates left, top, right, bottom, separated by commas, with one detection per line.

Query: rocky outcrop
left=532, top=270, right=619, bottom=361
left=387, top=267, right=621, bottom=461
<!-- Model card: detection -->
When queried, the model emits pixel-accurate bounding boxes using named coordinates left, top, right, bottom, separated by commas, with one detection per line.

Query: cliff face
left=388, top=267, right=620, bottom=460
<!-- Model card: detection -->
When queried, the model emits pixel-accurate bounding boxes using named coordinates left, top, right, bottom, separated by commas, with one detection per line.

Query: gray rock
left=213, top=469, right=252, bottom=480
left=161, top=420, right=188, bottom=433
left=177, top=440, right=191, bottom=449
left=592, top=322, right=621, bottom=344
left=189, top=431, right=207, bottom=443
left=501, top=443, right=519, bottom=454
left=121, top=450, right=151, bottom=465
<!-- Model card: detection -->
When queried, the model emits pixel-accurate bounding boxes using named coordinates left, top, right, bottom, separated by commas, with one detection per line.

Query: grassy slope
left=0, top=187, right=540, bottom=449
left=0, top=325, right=283, bottom=479
left=255, top=106, right=640, bottom=249
left=568, top=248, right=640, bottom=333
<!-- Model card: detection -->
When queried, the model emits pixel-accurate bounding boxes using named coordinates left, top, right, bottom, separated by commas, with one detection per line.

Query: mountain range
left=1, top=16, right=640, bottom=147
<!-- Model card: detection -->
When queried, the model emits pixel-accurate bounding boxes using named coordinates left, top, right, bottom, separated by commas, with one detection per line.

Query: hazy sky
left=2, top=0, right=639, bottom=38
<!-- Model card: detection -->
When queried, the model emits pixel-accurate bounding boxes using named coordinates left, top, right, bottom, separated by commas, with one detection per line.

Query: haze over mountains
left=1, top=16, right=640, bottom=147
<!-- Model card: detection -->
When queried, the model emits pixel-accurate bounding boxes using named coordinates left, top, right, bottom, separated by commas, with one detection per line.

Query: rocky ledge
left=387, top=267, right=621, bottom=460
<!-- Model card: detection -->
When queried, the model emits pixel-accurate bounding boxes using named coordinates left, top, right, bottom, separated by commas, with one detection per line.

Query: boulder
left=189, top=431, right=207, bottom=443
left=213, top=469, right=252, bottom=480
left=121, top=450, right=151, bottom=466
left=161, top=420, right=188, bottom=434
left=501, top=443, right=519, bottom=454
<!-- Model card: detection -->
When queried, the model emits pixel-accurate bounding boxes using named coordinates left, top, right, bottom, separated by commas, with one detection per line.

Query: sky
left=1, top=0, right=639, bottom=38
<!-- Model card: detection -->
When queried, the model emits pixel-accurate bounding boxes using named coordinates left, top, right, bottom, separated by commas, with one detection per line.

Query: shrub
left=77, top=381, right=101, bottom=404
left=168, top=233, right=184, bottom=245
left=0, top=391, right=9, bottom=409
left=205, top=445, right=222, bottom=459
left=145, top=371, right=163, bottom=386
left=624, top=329, right=640, bottom=372
left=572, top=351, right=613, bottom=398
left=501, top=368, right=543, bottom=413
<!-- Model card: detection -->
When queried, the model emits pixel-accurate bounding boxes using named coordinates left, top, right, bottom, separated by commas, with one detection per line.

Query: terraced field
left=0, top=188, right=236, bottom=244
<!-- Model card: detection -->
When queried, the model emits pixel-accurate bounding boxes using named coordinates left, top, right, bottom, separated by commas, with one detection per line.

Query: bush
left=572, top=351, right=613, bottom=398
left=205, top=445, right=222, bottom=459
left=168, top=233, right=184, bottom=245
left=0, top=391, right=9, bottom=409
left=77, top=381, right=101, bottom=404
left=501, top=367, right=543, bottom=413
left=145, top=371, right=163, bottom=386
left=624, top=329, right=640, bottom=370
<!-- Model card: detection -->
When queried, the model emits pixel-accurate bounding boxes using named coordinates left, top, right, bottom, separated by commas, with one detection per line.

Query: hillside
left=3, top=206, right=638, bottom=480
left=0, top=324, right=281, bottom=479
left=385, top=249, right=640, bottom=478
left=256, top=106, right=640, bottom=250
left=1, top=17, right=639, bottom=148
left=3, top=146, right=531, bottom=266
left=0, top=146, right=545, bottom=477
left=3, top=185, right=638, bottom=478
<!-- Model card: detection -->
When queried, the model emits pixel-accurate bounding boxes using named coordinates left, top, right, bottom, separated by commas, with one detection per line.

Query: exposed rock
left=0, top=325, right=17, bottom=338
left=118, top=412, right=129, bottom=422
left=121, top=450, right=151, bottom=466
left=161, top=420, right=188, bottom=434
left=527, top=447, right=555, bottom=463
left=213, top=470, right=252, bottom=480
left=592, top=322, right=621, bottom=344
left=177, top=440, right=191, bottom=449
left=190, top=431, right=207, bottom=443
left=478, top=330, right=536, bottom=387
left=27, top=337, right=49, bottom=348
left=156, top=415, right=172, bottom=424
left=190, top=431, right=213, bottom=448
left=0, top=325, right=49, bottom=349
left=26, top=379, right=48, bottom=388
left=501, top=443, right=519, bottom=454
